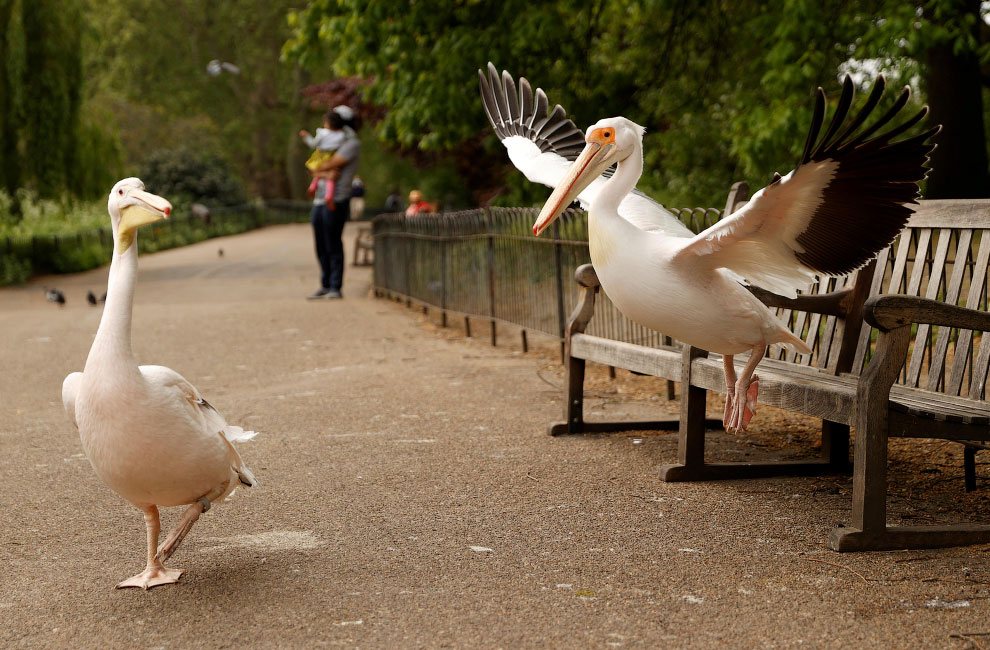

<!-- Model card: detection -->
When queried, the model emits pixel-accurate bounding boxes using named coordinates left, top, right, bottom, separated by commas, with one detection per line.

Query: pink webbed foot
left=116, top=564, right=184, bottom=590
left=728, top=375, right=759, bottom=432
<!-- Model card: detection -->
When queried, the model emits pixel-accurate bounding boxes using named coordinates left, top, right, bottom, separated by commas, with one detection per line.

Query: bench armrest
left=574, top=263, right=600, bottom=288
left=567, top=264, right=600, bottom=336
left=854, top=294, right=990, bottom=432
left=865, top=295, right=990, bottom=332
left=748, top=285, right=854, bottom=317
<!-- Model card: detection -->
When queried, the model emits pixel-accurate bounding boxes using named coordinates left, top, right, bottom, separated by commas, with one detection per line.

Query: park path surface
left=1, top=222, right=989, bottom=649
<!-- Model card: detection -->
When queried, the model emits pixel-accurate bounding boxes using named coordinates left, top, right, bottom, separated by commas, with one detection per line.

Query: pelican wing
left=62, top=372, right=82, bottom=429
left=139, top=365, right=257, bottom=486
left=675, top=75, right=939, bottom=297
left=480, top=63, right=693, bottom=238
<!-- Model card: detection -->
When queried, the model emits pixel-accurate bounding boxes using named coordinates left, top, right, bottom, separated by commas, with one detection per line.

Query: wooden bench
left=352, top=224, right=374, bottom=267
left=554, top=188, right=990, bottom=551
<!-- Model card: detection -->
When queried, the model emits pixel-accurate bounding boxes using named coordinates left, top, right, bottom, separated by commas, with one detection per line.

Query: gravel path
left=1, top=222, right=988, bottom=649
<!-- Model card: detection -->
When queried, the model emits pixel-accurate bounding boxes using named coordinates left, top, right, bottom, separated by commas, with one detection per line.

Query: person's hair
left=326, top=110, right=346, bottom=130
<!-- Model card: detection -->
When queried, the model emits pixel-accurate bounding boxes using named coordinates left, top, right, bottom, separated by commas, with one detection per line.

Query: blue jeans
left=310, top=199, right=350, bottom=290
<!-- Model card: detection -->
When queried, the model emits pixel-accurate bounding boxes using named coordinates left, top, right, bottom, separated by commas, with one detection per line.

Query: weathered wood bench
left=554, top=187, right=990, bottom=551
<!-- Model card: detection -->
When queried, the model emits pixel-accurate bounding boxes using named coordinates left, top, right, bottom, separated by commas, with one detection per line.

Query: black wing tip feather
left=792, top=74, right=941, bottom=276
left=478, top=62, right=585, bottom=161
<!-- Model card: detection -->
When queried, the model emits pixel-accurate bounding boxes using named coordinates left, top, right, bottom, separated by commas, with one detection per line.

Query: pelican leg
left=156, top=497, right=211, bottom=562
left=116, top=505, right=184, bottom=590
left=722, top=355, right=737, bottom=430
left=728, top=345, right=765, bottom=432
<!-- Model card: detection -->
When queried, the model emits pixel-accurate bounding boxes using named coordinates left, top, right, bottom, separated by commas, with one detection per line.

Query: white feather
left=503, top=135, right=693, bottom=238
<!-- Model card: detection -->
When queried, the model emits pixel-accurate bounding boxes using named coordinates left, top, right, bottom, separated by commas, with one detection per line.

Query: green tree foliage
left=0, top=0, right=121, bottom=203
left=88, top=0, right=309, bottom=200
left=21, top=0, right=82, bottom=195
left=286, top=0, right=988, bottom=205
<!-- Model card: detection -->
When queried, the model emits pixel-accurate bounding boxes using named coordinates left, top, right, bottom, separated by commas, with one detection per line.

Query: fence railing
left=371, top=203, right=726, bottom=354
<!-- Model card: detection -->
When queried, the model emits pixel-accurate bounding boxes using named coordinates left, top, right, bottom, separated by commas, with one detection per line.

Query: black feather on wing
left=479, top=62, right=586, bottom=160
left=793, top=75, right=940, bottom=275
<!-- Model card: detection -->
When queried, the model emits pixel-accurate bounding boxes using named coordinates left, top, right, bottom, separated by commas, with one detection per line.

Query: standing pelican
left=62, top=178, right=258, bottom=589
left=481, top=65, right=937, bottom=431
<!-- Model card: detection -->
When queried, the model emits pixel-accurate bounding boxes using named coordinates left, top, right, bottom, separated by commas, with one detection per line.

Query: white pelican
left=481, top=66, right=937, bottom=432
left=62, top=178, right=258, bottom=589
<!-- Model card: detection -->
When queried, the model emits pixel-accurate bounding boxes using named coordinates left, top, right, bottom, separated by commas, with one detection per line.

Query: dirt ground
left=1, top=222, right=989, bottom=649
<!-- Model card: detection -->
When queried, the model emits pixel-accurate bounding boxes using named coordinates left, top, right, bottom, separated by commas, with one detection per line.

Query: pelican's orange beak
left=532, top=127, right=617, bottom=236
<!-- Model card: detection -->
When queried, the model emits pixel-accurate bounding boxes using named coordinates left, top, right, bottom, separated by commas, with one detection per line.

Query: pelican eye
left=118, top=189, right=123, bottom=195
left=603, top=130, right=612, bottom=138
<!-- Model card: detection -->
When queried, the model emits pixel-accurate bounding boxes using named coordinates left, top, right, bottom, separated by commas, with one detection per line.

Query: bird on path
left=45, top=287, right=65, bottom=306
left=61, top=178, right=258, bottom=589
left=86, top=290, right=97, bottom=305
left=481, top=65, right=938, bottom=432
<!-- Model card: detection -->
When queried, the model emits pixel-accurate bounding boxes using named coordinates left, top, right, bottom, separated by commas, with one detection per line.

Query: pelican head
left=108, top=178, right=172, bottom=252
left=532, top=117, right=644, bottom=236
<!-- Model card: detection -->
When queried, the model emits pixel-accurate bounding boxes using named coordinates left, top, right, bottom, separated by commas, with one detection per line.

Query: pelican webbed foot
left=116, top=563, right=184, bottom=590
left=727, top=374, right=759, bottom=433
left=722, top=345, right=765, bottom=433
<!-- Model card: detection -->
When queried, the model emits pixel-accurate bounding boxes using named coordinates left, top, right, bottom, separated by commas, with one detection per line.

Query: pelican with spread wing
left=481, top=64, right=938, bottom=431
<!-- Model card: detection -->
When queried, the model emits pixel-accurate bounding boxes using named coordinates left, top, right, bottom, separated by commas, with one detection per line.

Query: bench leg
left=549, top=355, right=587, bottom=435
left=821, top=420, right=851, bottom=471
left=548, top=352, right=688, bottom=436
left=826, top=328, right=990, bottom=551
left=965, top=445, right=977, bottom=493
left=831, top=436, right=990, bottom=550
left=658, top=368, right=708, bottom=480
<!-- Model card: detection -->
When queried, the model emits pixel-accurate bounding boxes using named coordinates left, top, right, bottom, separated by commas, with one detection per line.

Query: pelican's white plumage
left=62, top=178, right=257, bottom=589
left=483, top=66, right=938, bottom=431
left=480, top=65, right=692, bottom=239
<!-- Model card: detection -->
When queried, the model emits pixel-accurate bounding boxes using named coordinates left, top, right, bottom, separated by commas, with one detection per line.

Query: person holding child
left=300, top=109, right=347, bottom=208
left=299, top=106, right=361, bottom=299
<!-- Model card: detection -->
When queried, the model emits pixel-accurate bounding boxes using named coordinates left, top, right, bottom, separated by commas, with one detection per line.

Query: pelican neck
left=86, top=238, right=140, bottom=371
left=596, top=148, right=643, bottom=217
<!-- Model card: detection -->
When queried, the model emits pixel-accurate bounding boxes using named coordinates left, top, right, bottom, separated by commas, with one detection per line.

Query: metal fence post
left=552, top=220, right=566, bottom=363
left=485, top=206, right=497, bottom=346
left=440, top=216, right=448, bottom=327
left=403, top=216, right=412, bottom=306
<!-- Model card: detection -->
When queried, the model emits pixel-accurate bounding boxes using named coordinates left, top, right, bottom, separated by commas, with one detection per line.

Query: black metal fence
left=371, top=204, right=724, bottom=350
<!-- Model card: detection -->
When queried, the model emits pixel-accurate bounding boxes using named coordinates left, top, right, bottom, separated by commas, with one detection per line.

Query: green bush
left=0, top=253, right=32, bottom=285
left=138, top=148, right=246, bottom=207
left=0, top=201, right=309, bottom=286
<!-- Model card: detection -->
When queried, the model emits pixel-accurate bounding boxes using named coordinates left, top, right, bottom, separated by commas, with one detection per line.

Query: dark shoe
left=307, top=288, right=330, bottom=300
left=325, top=289, right=342, bottom=299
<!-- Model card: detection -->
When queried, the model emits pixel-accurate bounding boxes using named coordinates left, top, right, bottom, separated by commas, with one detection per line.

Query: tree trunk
left=923, top=0, right=990, bottom=199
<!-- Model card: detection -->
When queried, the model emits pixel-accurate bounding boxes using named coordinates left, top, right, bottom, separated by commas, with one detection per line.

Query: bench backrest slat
left=970, top=325, right=990, bottom=400
left=925, top=228, right=973, bottom=391
left=854, top=247, right=893, bottom=371
left=907, top=228, right=952, bottom=387
left=788, top=305, right=812, bottom=364
left=944, top=233, right=990, bottom=396
left=888, top=227, right=915, bottom=295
